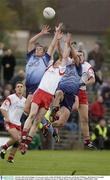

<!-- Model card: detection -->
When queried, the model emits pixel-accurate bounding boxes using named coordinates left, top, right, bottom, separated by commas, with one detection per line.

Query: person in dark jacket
left=1, top=48, right=16, bottom=83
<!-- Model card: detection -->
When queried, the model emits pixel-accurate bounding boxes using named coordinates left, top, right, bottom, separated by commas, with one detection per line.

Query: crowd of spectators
left=0, top=42, right=25, bottom=131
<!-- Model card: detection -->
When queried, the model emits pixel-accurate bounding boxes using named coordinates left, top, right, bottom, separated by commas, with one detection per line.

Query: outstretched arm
left=27, top=25, right=50, bottom=52
left=61, top=34, right=72, bottom=66
left=57, top=40, right=63, bottom=59
left=66, top=33, right=80, bottom=66
left=47, top=23, right=63, bottom=57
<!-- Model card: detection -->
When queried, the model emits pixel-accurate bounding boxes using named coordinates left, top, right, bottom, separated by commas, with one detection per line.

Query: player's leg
left=52, top=106, right=70, bottom=127
left=8, top=128, right=21, bottom=142
left=7, top=142, right=19, bottom=163
left=0, top=128, right=21, bottom=160
left=26, top=107, right=47, bottom=144
left=50, top=90, right=64, bottom=121
left=20, top=94, right=33, bottom=129
left=52, top=90, right=64, bottom=107
left=78, top=104, right=96, bottom=149
left=7, top=129, right=21, bottom=163
left=21, top=107, right=47, bottom=154
left=22, top=102, right=39, bottom=140
left=78, top=104, right=90, bottom=142
left=0, top=138, right=16, bottom=159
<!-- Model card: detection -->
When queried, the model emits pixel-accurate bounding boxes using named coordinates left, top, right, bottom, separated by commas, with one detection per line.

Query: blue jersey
left=58, top=64, right=82, bottom=95
left=25, top=49, right=50, bottom=86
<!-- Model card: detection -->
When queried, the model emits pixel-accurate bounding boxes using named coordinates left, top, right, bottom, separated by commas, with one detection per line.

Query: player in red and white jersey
left=20, top=30, right=71, bottom=154
left=0, top=82, right=26, bottom=162
left=78, top=52, right=96, bottom=149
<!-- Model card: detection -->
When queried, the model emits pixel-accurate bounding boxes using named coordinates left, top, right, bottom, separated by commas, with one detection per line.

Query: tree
left=102, top=29, right=110, bottom=63
left=0, top=0, right=18, bottom=30
left=0, top=0, right=18, bottom=42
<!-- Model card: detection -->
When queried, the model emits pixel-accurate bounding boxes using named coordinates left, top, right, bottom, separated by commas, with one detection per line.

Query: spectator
left=105, top=119, right=110, bottom=149
left=88, top=42, right=104, bottom=85
left=90, top=95, right=105, bottom=122
left=0, top=95, right=4, bottom=131
left=10, top=69, right=25, bottom=88
left=3, top=89, right=11, bottom=99
left=91, top=119, right=107, bottom=150
left=1, top=48, right=16, bottom=84
left=101, top=81, right=110, bottom=108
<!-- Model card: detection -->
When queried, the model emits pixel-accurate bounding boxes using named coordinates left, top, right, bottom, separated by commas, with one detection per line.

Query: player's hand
left=55, top=23, right=63, bottom=32
left=64, top=33, right=73, bottom=46
left=41, top=25, right=51, bottom=35
left=56, top=31, right=63, bottom=40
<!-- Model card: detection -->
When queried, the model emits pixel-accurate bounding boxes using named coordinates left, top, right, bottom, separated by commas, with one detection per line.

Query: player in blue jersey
left=41, top=33, right=82, bottom=141
left=20, top=25, right=57, bottom=128
left=48, top=34, right=82, bottom=127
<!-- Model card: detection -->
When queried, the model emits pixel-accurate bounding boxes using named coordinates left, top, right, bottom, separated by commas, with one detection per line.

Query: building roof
left=56, top=0, right=110, bottom=34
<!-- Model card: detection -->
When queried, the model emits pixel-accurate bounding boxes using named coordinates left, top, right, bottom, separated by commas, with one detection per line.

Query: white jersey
left=80, top=61, right=95, bottom=90
left=0, top=93, right=26, bottom=126
left=38, top=61, right=66, bottom=95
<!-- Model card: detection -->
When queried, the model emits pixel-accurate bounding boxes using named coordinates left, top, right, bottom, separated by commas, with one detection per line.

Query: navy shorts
left=26, top=84, right=39, bottom=97
left=60, top=93, right=75, bottom=112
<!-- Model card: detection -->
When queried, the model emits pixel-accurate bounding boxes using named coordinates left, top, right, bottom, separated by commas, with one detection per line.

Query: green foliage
left=0, top=0, right=18, bottom=30
left=101, top=29, right=110, bottom=63
left=6, top=0, right=57, bottom=32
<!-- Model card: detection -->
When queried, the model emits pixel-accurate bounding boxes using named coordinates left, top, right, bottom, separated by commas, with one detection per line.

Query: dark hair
left=15, top=81, right=24, bottom=87
left=35, top=43, right=47, bottom=53
left=78, top=50, right=85, bottom=58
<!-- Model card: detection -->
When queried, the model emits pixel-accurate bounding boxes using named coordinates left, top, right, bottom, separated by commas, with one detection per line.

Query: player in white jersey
left=78, top=53, right=96, bottom=149
left=20, top=30, right=71, bottom=154
left=51, top=50, right=96, bottom=149
left=0, top=82, right=26, bottom=163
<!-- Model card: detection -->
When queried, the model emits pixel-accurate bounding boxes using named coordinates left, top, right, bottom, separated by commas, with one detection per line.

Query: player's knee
left=55, top=90, right=63, bottom=98
left=14, top=135, right=19, bottom=142
left=13, top=142, right=19, bottom=148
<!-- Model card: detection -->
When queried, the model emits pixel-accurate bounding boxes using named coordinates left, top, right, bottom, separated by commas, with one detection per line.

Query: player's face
left=77, top=52, right=85, bottom=63
left=15, top=83, right=24, bottom=95
left=35, top=46, right=45, bottom=57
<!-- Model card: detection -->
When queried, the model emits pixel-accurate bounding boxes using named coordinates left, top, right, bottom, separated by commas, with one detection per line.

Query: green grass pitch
left=0, top=150, right=110, bottom=175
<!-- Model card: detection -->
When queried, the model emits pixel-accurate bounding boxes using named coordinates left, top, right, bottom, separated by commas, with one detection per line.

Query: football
left=43, top=7, right=56, bottom=19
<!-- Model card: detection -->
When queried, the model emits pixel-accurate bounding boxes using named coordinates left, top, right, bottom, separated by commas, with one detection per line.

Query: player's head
left=15, top=82, right=24, bottom=95
left=77, top=50, right=85, bottom=63
left=35, top=43, right=46, bottom=57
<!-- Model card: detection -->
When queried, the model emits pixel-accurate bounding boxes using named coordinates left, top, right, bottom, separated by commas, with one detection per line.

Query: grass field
left=0, top=150, right=110, bottom=175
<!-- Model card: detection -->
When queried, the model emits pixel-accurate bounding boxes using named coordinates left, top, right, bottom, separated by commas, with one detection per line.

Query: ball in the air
left=43, top=7, right=56, bottom=19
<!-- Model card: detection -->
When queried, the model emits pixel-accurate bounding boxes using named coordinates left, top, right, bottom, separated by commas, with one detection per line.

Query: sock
left=2, top=143, right=10, bottom=150
left=25, top=136, right=33, bottom=146
left=22, top=129, right=29, bottom=141
left=20, top=112, right=28, bottom=129
left=84, top=137, right=91, bottom=145
left=8, top=153, right=14, bottom=160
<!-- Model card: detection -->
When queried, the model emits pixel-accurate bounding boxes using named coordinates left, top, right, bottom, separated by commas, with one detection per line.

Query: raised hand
left=41, top=25, right=51, bottom=35
left=56, top=31, right=63, bottom=40
left=55, top=23, right=63, bottom=32
left=65, top=33, right=72, bottom=45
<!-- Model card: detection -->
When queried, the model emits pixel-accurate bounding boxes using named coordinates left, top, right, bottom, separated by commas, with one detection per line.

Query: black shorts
left=26, top=84, right=39, bottom=97
left=60, top=93, right=75, bottom=112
